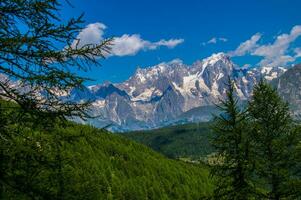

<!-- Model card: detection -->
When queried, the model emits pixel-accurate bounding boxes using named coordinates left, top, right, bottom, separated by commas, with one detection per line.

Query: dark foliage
left=0, top=101, right=214, bottom=199
left=211, top=79, right=301, bottom=199
left=210, top=78, right=254, bottom=199
left=248, top=80, right=301, bottom=199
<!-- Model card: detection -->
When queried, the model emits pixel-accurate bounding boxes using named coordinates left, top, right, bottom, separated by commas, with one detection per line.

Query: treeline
left=211, top=78, right=301, bottom=199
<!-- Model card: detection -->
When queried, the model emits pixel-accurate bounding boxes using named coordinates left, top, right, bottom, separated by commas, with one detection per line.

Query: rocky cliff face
left=272, top=64, right=301, bottom=118
left=72, top=53, right=287, bottom=131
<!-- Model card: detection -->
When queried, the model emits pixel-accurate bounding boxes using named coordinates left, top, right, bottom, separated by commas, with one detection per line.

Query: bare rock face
left=272, top=64, right=301, bottom=118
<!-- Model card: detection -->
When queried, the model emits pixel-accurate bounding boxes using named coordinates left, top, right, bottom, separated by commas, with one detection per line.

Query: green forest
left=125, top=80, right=301, bottom=199
left=1, top=101, right=213, bottom=199
left=1, top=1, right=301, bottom=199
left=124, top=122, right=214, bottom=160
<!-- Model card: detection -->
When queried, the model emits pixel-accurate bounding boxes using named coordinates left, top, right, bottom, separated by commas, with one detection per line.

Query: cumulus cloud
left=111, top=34, right=147, bottom=56
left=71, top=23, right=106, bottom=48
left=111, top=36, right=183, bottom=56
left=228, top=33, right=262, bottom=56
left=229, top=25, right=301, bottom=67
left=111, top=35, right=184, bottom=56
left=72, top=22, right=184, bottom=57
left=259, top=55, right=295, bottom=67
left=252, top=25, right=301, bottom=67
left=202, top=37, right=228, bottom=46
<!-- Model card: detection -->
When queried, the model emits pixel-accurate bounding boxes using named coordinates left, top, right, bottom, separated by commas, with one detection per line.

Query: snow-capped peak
left=202, top=52, right=230, bottom=66
left=72, top=52, right=291, bottom=131
left=167, top=58, right=183, bottom=65
left=259, top=66, right=287, bottom=81
left=134, top=63, right=168, bottom=78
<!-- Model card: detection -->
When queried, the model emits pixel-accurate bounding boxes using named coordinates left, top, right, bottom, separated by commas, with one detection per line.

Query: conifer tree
left=211, top=77, right=253, bottom=199
left=0, top=102, right=8, bottom=199
left=0, top=0, right=112, bottom=121
left=0, top=0, right=112, bottom=198
left=248, top=80, right=300, bottom=199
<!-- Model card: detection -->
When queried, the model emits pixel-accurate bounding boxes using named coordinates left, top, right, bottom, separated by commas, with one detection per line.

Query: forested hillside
left=124, top=122, right=213, bottom=160
left=0, top=1, right=213, bottom=199
left=1, top=105, right=213, bottom=199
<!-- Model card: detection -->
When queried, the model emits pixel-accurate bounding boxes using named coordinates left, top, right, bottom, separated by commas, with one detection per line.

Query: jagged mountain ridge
left=73, top=53, right=287, bottom=131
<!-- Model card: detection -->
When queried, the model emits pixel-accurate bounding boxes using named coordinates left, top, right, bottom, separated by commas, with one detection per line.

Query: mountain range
left=71, top=52, right=293, bottom=131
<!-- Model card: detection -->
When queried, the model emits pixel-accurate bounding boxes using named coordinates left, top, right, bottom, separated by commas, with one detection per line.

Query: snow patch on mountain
left=132, top=87, right=156, bottom=101
left=67, top=52, right=288, bottom=131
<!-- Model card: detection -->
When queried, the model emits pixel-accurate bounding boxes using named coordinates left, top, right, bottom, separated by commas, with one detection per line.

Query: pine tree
left=211, top=77, right=253, bottom=199
left=248, top=80, right=300, bottom=199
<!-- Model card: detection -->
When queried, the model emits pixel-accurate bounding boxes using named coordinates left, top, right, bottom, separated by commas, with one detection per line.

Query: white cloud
left=229, top=25, right=301, bottom=67
left=111, top=34, right=147, bottom=56
left=72, top=23, right=106, bottom=48
left=252, top=25, right=301, bottom=67
left=72, top=22, right=184, bottom=57
left=111, top=36, right=184, bottom=56
left=228, top=33, right=261, bottom=56
left=258, top=55, right=295, bottom=67
left=208, top=38, right=217, bottom=44
left=167, top=58, right=183, bottom=65
left=202, top=37, right=228, bottom=46
left=149, top=39, right=184, bottom=49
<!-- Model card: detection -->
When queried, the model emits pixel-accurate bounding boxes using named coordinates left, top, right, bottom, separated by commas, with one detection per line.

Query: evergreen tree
left=0, top=102, right=8, bottom=199
left=293, top=131, right=301, bottom=198
left=211, top=77, right=253, bottom=199
left=248, top=80, right=300, bottom=199
left=0, top=0, right=112, bottom=121
left=0, top=0, right=111, bottom=198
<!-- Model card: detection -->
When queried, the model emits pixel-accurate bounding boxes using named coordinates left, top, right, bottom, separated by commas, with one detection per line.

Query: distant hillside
left=3, top=121, right=213, bottom=199
left=123, top=122, right=214, bottom=160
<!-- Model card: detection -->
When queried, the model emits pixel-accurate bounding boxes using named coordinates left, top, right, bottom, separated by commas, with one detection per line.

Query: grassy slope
left=123, top=122, right=214, bottom=160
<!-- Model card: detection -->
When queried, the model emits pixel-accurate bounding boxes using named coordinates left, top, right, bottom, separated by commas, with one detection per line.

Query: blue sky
left=61, top=0, right=301, bottom=85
